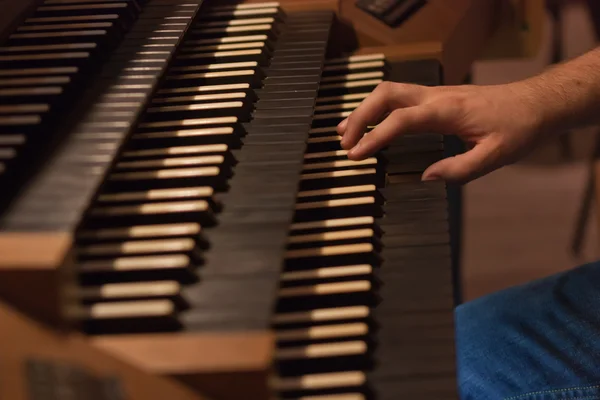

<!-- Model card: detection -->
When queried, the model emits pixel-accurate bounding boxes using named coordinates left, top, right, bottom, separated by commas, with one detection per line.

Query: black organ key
left=32, top=2, right=138, bottom=22
left=7, top=26, right=118, bottom=47
left=70, top=299, right=182, bottom=334
left=183, top=33, right=271, bottom=47
left=151, top=90, right=255, bottom=105
left=322, top=58, right=387, bottom=75
left=163, top=68, right=265, bottom=87
left=180, top=39, right=274, bottom=54
left=106, top=166, right=230, bottom=191
left=0, top=86, right=63, bottom=105
left=0, top=51, right=92, bottom=69
left=290, top=216, right=381, bottom=236
left=73, top=280, right=185, bottom=305
left=96, top=187, right=219, bottom=209
left=0, top=115, right=43, bottom=134
left=130, top=127, right=243, bottom=148
left=0, top=148, right=17, bottom=161
left=88, top=199, right=216, bottom=227
left=175, top=46, right=273, bottom=65
left=318, top=78, right=383, bottom=96
left=199, top=7, right=282, bottom=22
left=191, top=22, right=278, bottom=40
left=122, top=143, right=231, bottom=159
left=77, top=254, right=197, bottom=284
left=0, top=42, right=98, bottom=53
left=156, top=82, right=252, bottom=96
left=0, top=134, right=26, bottom=146
left=144, top=100, right=254, bottom=120
left=320, top=70, right=385, bottom=84
left=24, top=13, right=123, bottom=24
left=77, top=222, right=204, bottom=242
left=299, top=168, right=383, bottom=191
left=0, top=104, right=50, bottom=114
left=169, top=59, right=259, bottom=72
left=15, top=21, right=120, bottom=33
left=294, top=197, right=383, bottom=223
left=0, top=66, right=79, bottom=77
left=77, top=237, right=206, bottom=260
left=256, top=98, right=316, bottom=110
left=200, top=16, right=278, bottom=29
left=115, top=153, right=229, bottom=169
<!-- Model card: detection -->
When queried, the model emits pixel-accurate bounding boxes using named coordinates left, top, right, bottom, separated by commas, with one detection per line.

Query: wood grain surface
left=0, top=300, right=211, bottom=400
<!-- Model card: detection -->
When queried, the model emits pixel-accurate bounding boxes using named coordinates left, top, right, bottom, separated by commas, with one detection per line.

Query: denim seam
left=504, top=396, right=599, bottom=400
left=504, top=386, right=600, bottom=400
left=515, top=397, right=598, bottom=400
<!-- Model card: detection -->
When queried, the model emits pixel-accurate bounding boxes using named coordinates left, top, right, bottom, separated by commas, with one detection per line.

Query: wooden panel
left=93, top=332, right=275, bottom=400
left=337, top=0, right=500, bottom=84
left=0, top=300, right=210, bottom=400
left=0, top=233, right=73, bottom=325
left=274, top=0, right=339, bottom=12
left=0, top=233, right=71, bottom=269
left=338, top=0, right=496, bottom=46
left=353, top=42, right=443, bottom=63
left=273, top=0, right=500, bottom=84
left=217, top=0, right=339, bottom=12
left=440, top=0, right=499, bottom=84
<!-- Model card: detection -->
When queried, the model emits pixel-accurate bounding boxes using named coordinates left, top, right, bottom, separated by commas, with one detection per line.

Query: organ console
left=0, top=0, right=499, bottom=399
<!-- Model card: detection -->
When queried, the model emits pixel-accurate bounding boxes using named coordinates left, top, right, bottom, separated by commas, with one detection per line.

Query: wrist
left=515, top=48, right=600, bottom=134
left=510, top=73, right=584, bottom=138
left=502, top=79, right=552, bottom=137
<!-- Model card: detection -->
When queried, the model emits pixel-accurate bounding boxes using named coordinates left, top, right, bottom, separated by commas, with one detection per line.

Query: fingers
left=422, top=139, right=501, bottom=184
left=347, top=104, right=440, bottom=160
left=337, top=81, right=424, bottom=150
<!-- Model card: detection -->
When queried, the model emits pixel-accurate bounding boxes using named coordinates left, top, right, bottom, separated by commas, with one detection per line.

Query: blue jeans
left=456, top=260, right=600, bottom=400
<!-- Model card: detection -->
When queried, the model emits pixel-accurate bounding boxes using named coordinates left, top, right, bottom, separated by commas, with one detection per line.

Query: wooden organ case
left=0, top=0, right=499, bottom=399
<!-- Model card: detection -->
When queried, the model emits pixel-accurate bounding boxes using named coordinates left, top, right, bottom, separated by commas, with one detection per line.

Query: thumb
left=422, top=139, right=502, bottom=184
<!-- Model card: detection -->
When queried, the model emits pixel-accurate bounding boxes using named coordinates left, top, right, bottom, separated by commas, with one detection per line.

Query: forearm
left=514, top=46, right=600, bottom=133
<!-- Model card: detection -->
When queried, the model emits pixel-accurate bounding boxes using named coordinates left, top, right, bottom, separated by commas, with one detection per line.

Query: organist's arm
left=337, top=46, right=600, bottom=184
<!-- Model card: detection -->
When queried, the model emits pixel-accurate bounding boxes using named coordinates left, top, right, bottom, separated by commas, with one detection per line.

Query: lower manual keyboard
left=271, top=54, right=457, bottom=400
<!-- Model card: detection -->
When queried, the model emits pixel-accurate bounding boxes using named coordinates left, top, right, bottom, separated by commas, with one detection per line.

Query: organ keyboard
left=0, top=0, right=482, bottom=399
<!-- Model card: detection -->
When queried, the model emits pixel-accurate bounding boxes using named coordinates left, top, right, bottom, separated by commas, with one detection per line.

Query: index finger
left=337, top=81, right=424, bottom=150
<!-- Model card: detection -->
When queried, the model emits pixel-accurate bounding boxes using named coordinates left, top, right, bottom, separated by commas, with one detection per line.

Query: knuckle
left=348, top=105, right=368, bottom=124
left=378, top=81, right=426, bottom=105
left=346, top=113, right=357, bottom=125
left=374, top=80, right=395, bottom=96
left=388, top=108, right=407, bottom=122
left=376, top=81, right=392, bottom=91
left=444, top=92, right=470, bottom=110
left=344, top=113, right=362, bottom=133
left=429, top=93, right=469, bottom=122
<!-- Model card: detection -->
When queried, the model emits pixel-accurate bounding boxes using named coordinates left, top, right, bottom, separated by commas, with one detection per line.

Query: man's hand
left=336, top=81, right=545, bottom=184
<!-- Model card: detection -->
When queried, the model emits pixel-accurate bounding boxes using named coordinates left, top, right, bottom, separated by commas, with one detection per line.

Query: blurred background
left=464, top=0, right=600, bottom=300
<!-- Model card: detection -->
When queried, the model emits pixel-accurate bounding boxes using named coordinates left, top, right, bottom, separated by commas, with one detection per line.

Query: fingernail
left=347, top=141, right=362, bottom=158
left=422, top=173, right=440, bottom=181
left=337, top=118, right=348, bottom=132
left=340, top=135, right=348, bottom=149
